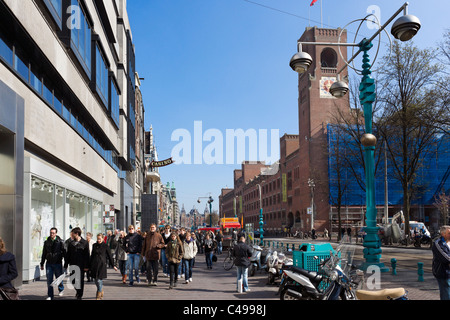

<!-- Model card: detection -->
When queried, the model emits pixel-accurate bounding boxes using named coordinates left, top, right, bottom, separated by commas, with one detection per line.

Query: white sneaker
left=163, top=273, right=167, bottom=277
left=189, top=278, right=192, bottom=282
left=185, top=280, right=189, bottom=284
left=58, top=290, right=64, bottom=297
left=46, top=297, right=52, bottom=300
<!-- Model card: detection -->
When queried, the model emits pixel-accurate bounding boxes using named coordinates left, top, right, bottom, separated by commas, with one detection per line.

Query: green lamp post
left=257, top=183, right=265, bottom=246
left=289, top=2, right=420, bottom=271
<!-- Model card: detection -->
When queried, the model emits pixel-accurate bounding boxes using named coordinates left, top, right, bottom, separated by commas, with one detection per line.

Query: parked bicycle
left=223, top=244, right=236, bottom=271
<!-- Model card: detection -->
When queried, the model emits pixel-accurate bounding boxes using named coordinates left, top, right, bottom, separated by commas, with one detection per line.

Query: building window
left=95, top=45, right=108, bottom=107
left=54, top=91, right=63, bottom=114
left=129, top=102, right=136, bottom=129
left=0, top=35, right=13, bottom=65
left=14, top=51, right=29, bottom=82
left=43, top=0, right=63, bottom=28
left=43, top=80, right=54, bottom=106
left=321, top=48, right=338, bottom=69
left=30, top=65, right=42, bottom=94
left=110, top=80, right=120, bottom=128
left=70, top=0, right=91, bottom=76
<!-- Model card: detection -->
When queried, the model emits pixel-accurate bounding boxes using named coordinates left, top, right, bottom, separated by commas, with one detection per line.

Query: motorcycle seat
left=356, top=288, right=406, bottom=300
left=288, top=266, right=322, bottom=283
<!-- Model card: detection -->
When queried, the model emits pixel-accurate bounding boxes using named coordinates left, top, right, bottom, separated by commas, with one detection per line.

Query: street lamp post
left=257, top=183, right=265, bottom=246
left=198, top=195, right=214, bottom=227
left=308, top=178, right=315, bottom=232
left=289, top=2, right=420, bottom=271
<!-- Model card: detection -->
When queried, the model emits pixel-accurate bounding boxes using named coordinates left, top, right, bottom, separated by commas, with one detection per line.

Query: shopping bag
left=0, top=287, right=20, bottom=300
left=51, top=273, right=66, bottom=289
left=237, top=279, right=243, bottom=293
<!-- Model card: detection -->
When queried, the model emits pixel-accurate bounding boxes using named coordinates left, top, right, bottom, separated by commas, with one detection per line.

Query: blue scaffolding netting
left=327, top=124, right=450, bottom=207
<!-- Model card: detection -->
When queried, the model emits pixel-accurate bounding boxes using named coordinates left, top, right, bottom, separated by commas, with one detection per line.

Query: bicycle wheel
left=223, top=254, right=234, bottom=271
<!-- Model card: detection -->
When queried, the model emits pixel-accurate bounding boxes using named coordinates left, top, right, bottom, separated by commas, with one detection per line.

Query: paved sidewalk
left=16, top=239, right=442, bottom=301
left=18, top=254, right=279, bottom=301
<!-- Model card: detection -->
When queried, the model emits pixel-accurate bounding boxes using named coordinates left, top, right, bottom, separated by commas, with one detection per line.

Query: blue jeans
left=436, top=278, right=450, bottom=300
left=183, top=259, right=194, bottom=280
left=127, top=253, right=140, bottom=284
left=94, top=278, right=103, bottom=292
left=205, top=252, right=213, bottom=268
left=46, top=263, right=64, bottom=299
left=236, top=266, right=249, bottom=292
left=161, top=249, right=169, bottom=274
left=217, top=241, right=223, bottom=254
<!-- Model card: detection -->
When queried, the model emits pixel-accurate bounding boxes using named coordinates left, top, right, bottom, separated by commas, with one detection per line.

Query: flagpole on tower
left=321, top=0, right=323, bottom=28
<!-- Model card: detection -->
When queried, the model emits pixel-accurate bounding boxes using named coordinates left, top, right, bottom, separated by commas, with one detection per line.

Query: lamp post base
left=361, top=226, right=390, bottom=273
left=359, top=262, right=390, bottom=273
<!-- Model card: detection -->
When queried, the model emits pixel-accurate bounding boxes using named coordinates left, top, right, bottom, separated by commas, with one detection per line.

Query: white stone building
left=0, top=0, right=140, bottom=283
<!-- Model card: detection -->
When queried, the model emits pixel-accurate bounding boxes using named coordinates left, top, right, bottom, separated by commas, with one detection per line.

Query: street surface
left=18, top=237, right=440, bottom=302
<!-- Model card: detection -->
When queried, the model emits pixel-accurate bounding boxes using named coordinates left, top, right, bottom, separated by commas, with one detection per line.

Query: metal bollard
left=391, top=258, right=397, bottom=275
left=418, top=262, right=424, bottom=282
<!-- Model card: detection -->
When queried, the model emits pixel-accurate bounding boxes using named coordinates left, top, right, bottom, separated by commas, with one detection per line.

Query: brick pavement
left=16, top=239, right=442, bottom=301
left=18, top=253, right=279, bottom=301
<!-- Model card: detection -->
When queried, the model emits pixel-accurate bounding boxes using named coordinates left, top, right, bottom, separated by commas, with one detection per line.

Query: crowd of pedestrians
left=30, top=224, right=225, bottom=300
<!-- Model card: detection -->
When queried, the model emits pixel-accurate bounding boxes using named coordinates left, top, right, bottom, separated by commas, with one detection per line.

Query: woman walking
left=0, top=237, right=18, bottom=300
left=116, top=231, right=128, bottom=284
left=161, top=225, right=172, bottom=277
left=90, top=233, right=117, bottom=300
left=203, top=234, right=214, bottom=269
left=165, top=232, right=184, bottom=289
left=183, top=232, right=198, bottom=284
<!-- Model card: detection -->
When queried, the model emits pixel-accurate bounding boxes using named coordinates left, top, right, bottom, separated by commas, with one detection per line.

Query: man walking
left=232, top=236, right=253, bottom=293
left=432, top=225, right=450, bottom=300
left=64, top=227, right=90, bottom=300
left=141, top=223, right=165, bottom=286
left=124, top=225, right=143, bottom=286
left=40, top=228, right=65, bottom=300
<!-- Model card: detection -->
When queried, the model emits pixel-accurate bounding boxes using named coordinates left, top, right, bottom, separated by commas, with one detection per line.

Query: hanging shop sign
left=150, top=158, right=175, bottom=168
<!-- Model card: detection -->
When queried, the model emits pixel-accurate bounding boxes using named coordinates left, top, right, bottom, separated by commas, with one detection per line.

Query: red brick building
left=219, top=27, right=350, bottom=235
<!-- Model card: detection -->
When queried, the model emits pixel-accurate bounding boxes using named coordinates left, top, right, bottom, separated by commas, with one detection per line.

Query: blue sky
left=126, top=0, right=449, bottom=216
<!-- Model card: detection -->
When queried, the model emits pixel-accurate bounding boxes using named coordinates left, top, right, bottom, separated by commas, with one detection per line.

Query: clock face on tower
left=320, top=77, right=337, bottom=98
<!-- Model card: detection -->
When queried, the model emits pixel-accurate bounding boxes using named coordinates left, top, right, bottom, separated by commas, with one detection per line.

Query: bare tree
left=433, top=191, right=450, bottom=227
left=376, top=41, right=442, bottom=234
left=432, top=29, right=450, bottom=135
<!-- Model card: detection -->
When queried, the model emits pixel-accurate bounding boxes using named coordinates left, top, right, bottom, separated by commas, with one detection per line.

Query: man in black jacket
left=64, top=227, right=90, bottom=300
left=40, top=228, right=65, bottom=300
left=124, top=225, right=143, bottom=286
left=432, top=225, right=450, bottom=300
left=232, top=236, right=253, bottom=293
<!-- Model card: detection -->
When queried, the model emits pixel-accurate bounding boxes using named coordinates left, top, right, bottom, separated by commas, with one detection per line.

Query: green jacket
left=166, top=239, right=184, bottom=264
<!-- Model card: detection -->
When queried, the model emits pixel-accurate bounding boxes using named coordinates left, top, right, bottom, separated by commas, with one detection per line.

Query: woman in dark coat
left=90, top=233, right=117, bottom=300
left=165, top=232, right=184, bottom=289
left=0, top=237, right=18, bottom=291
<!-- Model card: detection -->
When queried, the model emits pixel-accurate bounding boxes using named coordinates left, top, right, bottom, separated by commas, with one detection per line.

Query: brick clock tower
left=295, top=27, right=350, bottom=232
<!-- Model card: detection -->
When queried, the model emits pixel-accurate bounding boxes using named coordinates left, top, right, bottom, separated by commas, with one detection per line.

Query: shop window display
left=30, top=177, right=55, bottom=264
left=92, top=200, right=103, bottom=236
left=66, top=190, right=88, bottom=236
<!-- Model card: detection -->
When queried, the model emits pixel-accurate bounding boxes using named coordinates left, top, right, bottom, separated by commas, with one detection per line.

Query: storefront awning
left=221, top=222, right=241, bottom=228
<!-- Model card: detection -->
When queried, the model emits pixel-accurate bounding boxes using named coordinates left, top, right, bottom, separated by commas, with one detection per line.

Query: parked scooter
left=267, top=250, right=293, bottom=285
left=278, top=247, right=360, bottom=300
left=249, top=244, right=269, bottom=277
left=278, top=244, right=408, bottom=300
